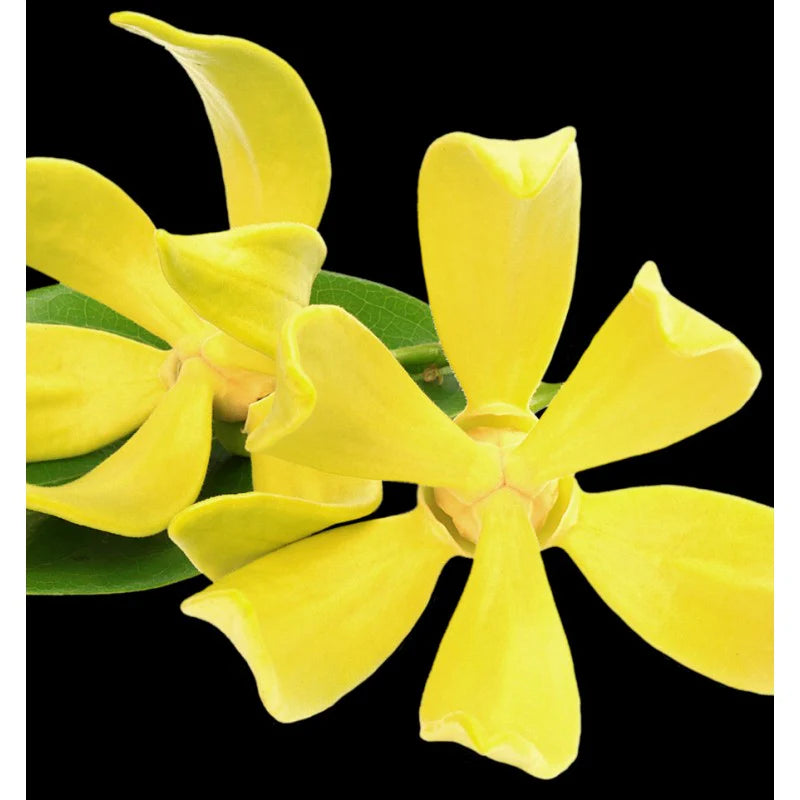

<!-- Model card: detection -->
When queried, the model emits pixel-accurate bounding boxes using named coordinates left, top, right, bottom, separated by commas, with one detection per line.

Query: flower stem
left=391, top=342, right=449, bottom=374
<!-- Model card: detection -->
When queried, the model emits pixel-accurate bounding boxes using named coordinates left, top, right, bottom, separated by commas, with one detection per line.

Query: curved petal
left=243, top=392, right=275, bottom=434
left=26, top=158, right=210, bottom=347
left=111, top=12, right=330, bottom=228
left=26, top=358, right=215, bottom=536
left=26, top=323, right=168, bottom=460
left=246, top=305, right=502, bottom=498
left=156, top=223, right=326, bottom=359
left=418, top=129, right=580, bottom=415
left=181, top=505, right=459, bottom=722
left=557, top=485, right=773, bottom=694
left=507, top=263, right=762, bottom=486
left=420, top=489, right=580, bottom=779
left=170, top=454, right=382, bottom=580
left=250, top=450, right=378, bottom=500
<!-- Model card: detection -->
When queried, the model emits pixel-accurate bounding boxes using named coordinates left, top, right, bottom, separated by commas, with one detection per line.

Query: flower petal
left=418, top=129, right=580, bottom=415
left=170, top=454, right=382, bottom=580
left=558, top=484, right=773, bottom=694
left=111, top=12, right=330, bottom=228
left=200, top=332, right=275, bottom=377
left=246, top=305, right=502, bottom=498
left=26, top=158, right=210, bottom=347
left=26, top=323, right=168, bottom=460
left=507, top=263, right=762, bottom=486
left=181, top=504, right=458, bottom=721
left=156, top=223, right=326, bottom=359
left=26, top=358, right=215, bottom=536
left=420, top=489, right=580, bottom=779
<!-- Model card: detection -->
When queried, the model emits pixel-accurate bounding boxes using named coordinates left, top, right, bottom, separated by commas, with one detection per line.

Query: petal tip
left=634, top=260, right=664, bottom=290
left=424, top=127, right=578, bottom=198
left=109, top=11, right=178, bottom=42
left=180, top=584, right=305, bottom=723
left=632, top=261, right=762, bottom=380
left=420, top=712, right=578, bottom=779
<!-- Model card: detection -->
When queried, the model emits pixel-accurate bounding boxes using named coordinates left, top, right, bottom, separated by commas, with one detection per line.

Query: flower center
left=431, top=415, right=567, bottom=546
left=160, top=335, right=276, bottom=423
left=434, top=479, right=559, bottom=545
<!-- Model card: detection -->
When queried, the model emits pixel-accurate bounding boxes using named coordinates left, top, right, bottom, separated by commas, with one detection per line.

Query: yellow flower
left=25, top=12, right=379, bottom=536
left=174, top=127, right=773, bottom=779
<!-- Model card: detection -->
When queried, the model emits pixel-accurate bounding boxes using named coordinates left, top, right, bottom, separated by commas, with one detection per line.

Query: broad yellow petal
left=420, top=489, right=580, bottom=778
left=250, top=450, right=378, bottom=500
left=247, top=305, right=502, bottom=498
left=418, top=129, right=580, bottom=415
left=181, top=505, right=458, bottom=721
left=200, top=332, right=275, bottom=377
left=156, top=223, right=326, bottom=359
left=26, top=358, right=215, bottom=536
left=507, top=263, right=761, bottom=486
left=26, top=158, right=210, bottom=347
left=558, top=484, right=773, bottom=694
left=26, top=323, right=168, bottom=460
left=111, top=12, right=330, bottom=228
left=170, top=455, right=381, bottom=580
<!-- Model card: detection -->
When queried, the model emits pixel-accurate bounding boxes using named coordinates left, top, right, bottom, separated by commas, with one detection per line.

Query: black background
left=27, top=2, right=773, bottom=795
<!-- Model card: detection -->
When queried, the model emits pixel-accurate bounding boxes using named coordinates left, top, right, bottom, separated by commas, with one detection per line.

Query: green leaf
left=199, top=443, right=253, bottom=498
left=26, top=283, right=169, bottom=348
left=311, top=271, right=438, bottom=349
left=26, top=512, right=200, bottom=595
left=26, top=443, right=252, bottom=595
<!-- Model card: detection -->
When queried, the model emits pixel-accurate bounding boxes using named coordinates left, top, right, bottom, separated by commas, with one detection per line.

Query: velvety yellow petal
left=507, top=263, right=762, bottom=486
left=170, top=455, right=381, bottom=580
left=418, top=129, right=580, bottom=415
left=200, top=332, right=276, bottom=377
left=246, top=305, right=502, bottom=498
left=249, top=450, right=377, bottom=500
left=558, top=484, right=773, bottom=694
left=156, top=224, right=326, bottom=359
left=420, top=489, right=580, bottom=779
left=111, top=12, right=330, bottom=228
left=26, top=158, right=210, bottom=347
left=26, top=323, right=168, bottom=460
left=26, top=358, right=215, bottom=536
left=181, top=505, right=458, bottom=721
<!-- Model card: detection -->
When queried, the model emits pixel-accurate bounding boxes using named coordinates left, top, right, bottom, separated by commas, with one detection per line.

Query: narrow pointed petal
left=26, top=323, right=168, bottom=460
left=111, top=12, right=330, bottom=228
left=246, top=305, right=502, bottom=497
left=26, top=358, right=215, bottom=536
left=507, top=263, right=762, bottom=486
left=420, top=489, right=580, bottom=779
left=181, top=505, right=458, bottom=721
left=170, top=454, right=381, bottom=580
left=418, top=129, right=580, bottom=415
left=558, top=485, right=773, bottom=694
left=156, top=223, right=326, bottom=359
left=26, top=158, right=210, bottom=347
